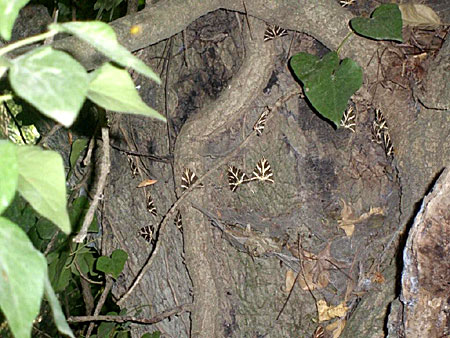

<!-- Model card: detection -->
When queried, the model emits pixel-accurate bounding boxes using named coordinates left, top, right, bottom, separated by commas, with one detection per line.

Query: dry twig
left=68, top=303, right=192, bottom=324
left=74, top=127, right=110, bottom=243
left=85, top=277, right=114, bottom=337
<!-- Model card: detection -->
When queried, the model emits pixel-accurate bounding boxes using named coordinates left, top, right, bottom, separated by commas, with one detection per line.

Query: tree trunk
left=13, top=1, right=449, bottom=337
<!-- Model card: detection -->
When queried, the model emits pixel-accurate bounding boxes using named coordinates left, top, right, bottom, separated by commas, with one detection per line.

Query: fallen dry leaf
left=137, top=179, right=158, bottom=188
left=297, top=250, right=329, bottom=291
left=338, top=200, right=384, bottom=237
left=326, top=318, right=346, bottom=338
left=399, top=4, right=441, bottom=28
left=285, top=269, right=296, bottom=293
left=317, top=300, right=348, bottom=322
left=338, top=199, right=356, bottom=236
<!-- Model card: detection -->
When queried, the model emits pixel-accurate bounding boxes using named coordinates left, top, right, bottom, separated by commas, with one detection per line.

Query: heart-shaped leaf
left=9, top=46, right=89, bottom=127
left=96, top=249, right=128, bottom=279
left=350, top=4, right=403, bottom=42
left=290, top=51, right=363, bottom=127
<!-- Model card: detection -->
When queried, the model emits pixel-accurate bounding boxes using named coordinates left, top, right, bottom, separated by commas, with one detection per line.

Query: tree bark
left=10, top=1, right=448, bottom=337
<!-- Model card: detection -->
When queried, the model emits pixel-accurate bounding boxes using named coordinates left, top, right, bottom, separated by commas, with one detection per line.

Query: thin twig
left=117, top=89, right=301, bottom=307
left=276, top=233, right=302, bottom=320
left=182, top=30, right=189, bottom=68
left=110, top=143, right=171, bottom=163
left=80, top=277, right=95, bottom=316
left=85, top=277, right=114, bottom=338
left=74, top=127, right=110, bottom=243
left=43, top=230, right=60, bottom=256
left=38, top=124, right=62, bottom=147
left=68, top=303, right=192, bottom=324
left=44, top=8, right=59, bottom=45
left=82, top=131, right=97, bottom=167
left=242, top=0, right=253, bottom=40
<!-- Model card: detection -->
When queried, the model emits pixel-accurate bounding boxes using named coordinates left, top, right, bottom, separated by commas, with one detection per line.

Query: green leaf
left=2, top=195, right=38, bottom=233
left=141, top=332, right=161, bottom=338
left=290, top=51, right=363, bottom=127
left=97, top=321, right=115, bottom=337
left=116, top=331, right=130, bottom=338
left=44, top=276, right=75, bottom=338
left=50, top=21, right=161, bottom=83
left=97, top=249, right=128, bottom=279
left=9, top=46, right=89, bottom=127
left=350, top=4, right=403, bottom=42
left=53, top=258, right=71, bottom=292
left=48, top=251, right=71, bottom=292
left=0, top=56, right=12, bottom=78
left=69, top=196, right=99, bottom=232
left=75, top=251, right=95, bottom=276
left=0, top=0, right=30, bottom=40
left=87, top=63, right=165, bottom=121
left=110, top=249, right=127, bottom=278
left=69, top=138, right=89, bottom=169
left=16, top=145, right=71, bottom=233
left=0, top=216, right=46, bottom=338
left=36, top=218, right=58, bottom=239
left=0, top=141, right=18, bottom=214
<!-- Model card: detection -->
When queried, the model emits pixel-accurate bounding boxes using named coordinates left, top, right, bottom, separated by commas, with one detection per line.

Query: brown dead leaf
left=285, top=269, right=296, bottom=293
left=338, top=199, right=356, bottom=236
left=137, top=179, right=158, bottom=188
left=297, top=243, right=349, bottom=291
left=317, top=300, right=348, bottom=322
left=297, top=250, right=329, bottom=291
left=326, top=318, right=346, bottom=338
left=338, top=200, right=384, bottom=237
left=399, top=4, right=441, bottom=28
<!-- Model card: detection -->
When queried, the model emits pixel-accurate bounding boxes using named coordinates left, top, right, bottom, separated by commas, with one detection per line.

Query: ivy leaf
left=0, top=0, right=30, bottom=40
left=69, top=196, right=99, bottom=233
left=0, top=216, right=46, bottom=338
left=0, top=140, right=18, bottom=214
left=87, top=63, right=165, bottom=121
left=69, top=138, right=89, bottom=169
left=350, top=4, right=403, bottom=42
left=290, top=51, right=363, bottom=127
left=141, top=332, right=161, bottom=338
left=96, top=249, right=128, bottom=279
left=9, top=46, right=89, bottom=127
left=16, top=145, right=71, bottom=234
left=50, top=21, right=161, bottom=83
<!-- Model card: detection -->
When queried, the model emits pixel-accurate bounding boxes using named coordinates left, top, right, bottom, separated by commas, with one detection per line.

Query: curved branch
left=172, top=17, right=275, bottom=337
left=52, top=0, right=376, bottom=72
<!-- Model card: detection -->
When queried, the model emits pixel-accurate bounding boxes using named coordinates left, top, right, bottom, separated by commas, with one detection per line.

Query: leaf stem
left=0, top=30, right=57, bottom=57
left=337, top=32, right=353, bottom=56
left=0, top=94, right=13, bottom=103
